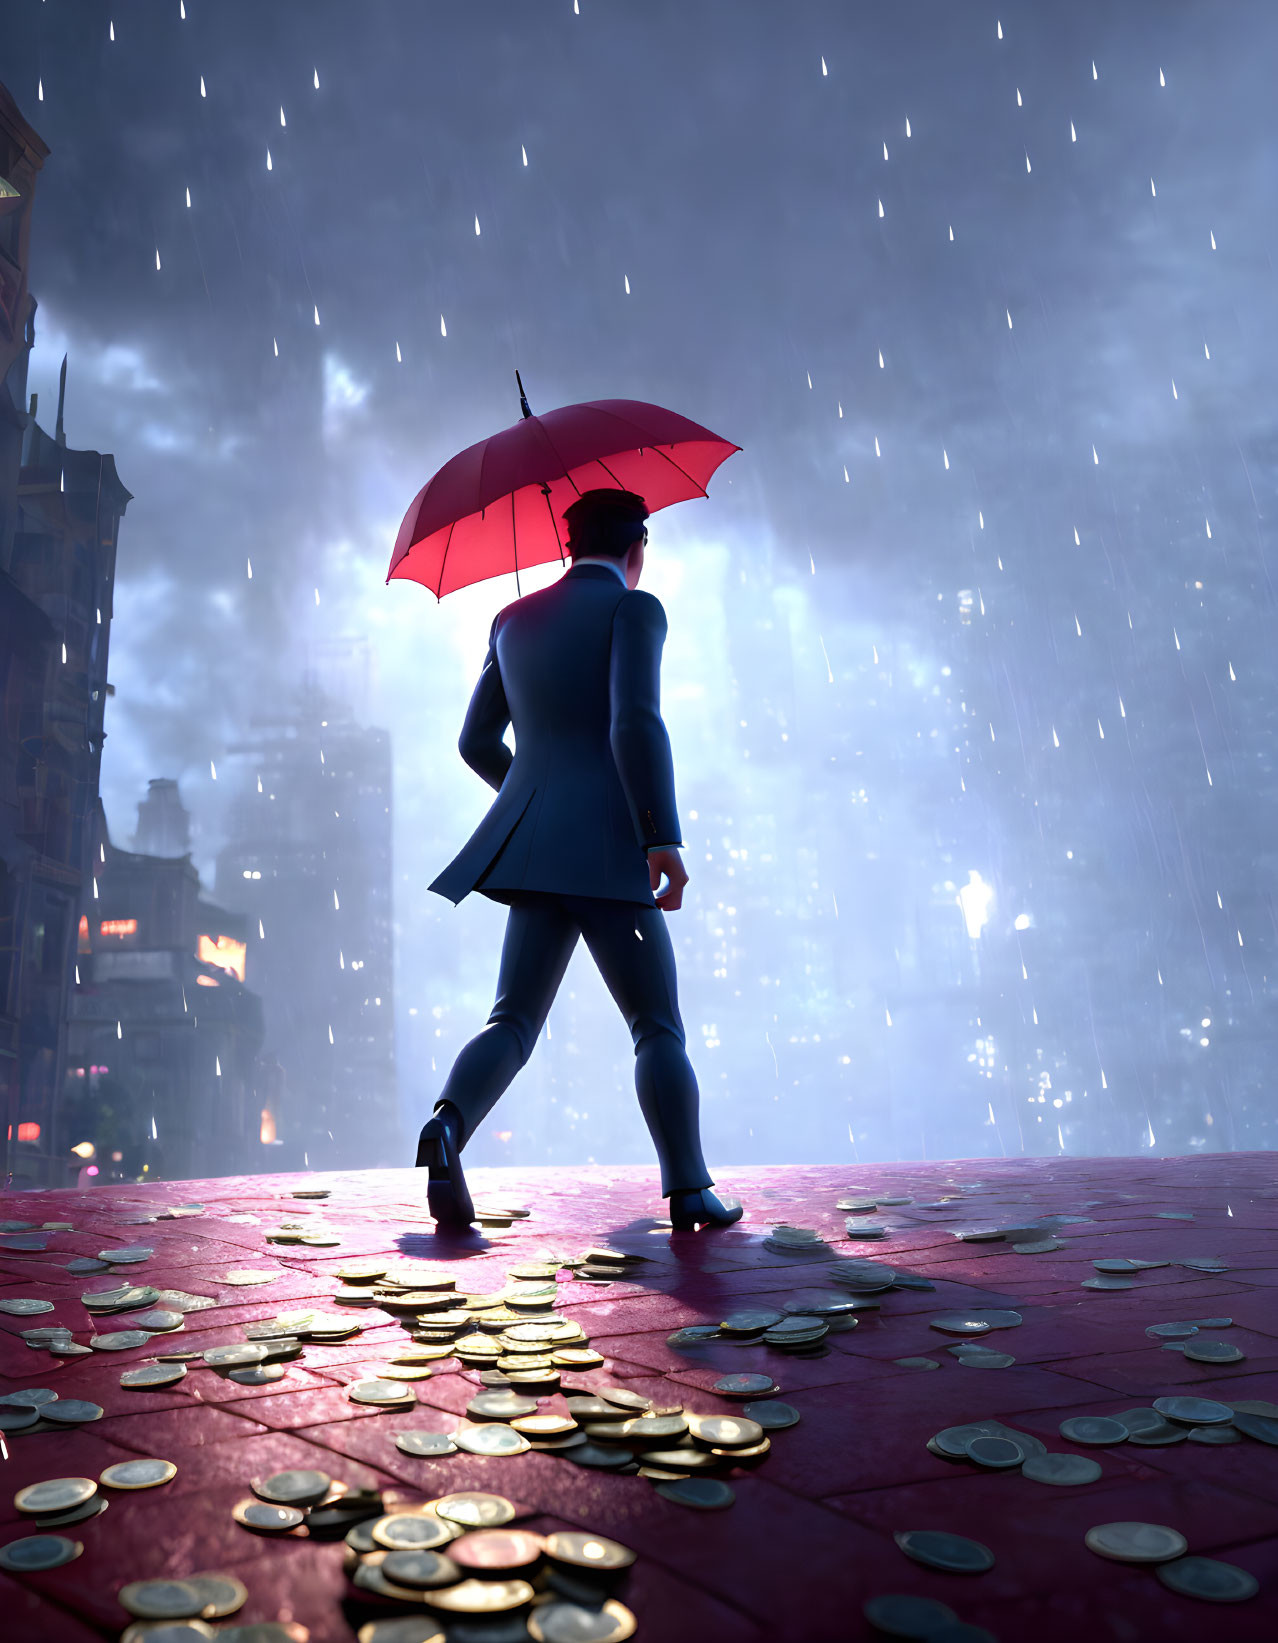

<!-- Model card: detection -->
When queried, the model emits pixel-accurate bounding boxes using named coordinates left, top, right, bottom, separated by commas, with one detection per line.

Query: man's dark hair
left=564, top=488, right=649, bottom=559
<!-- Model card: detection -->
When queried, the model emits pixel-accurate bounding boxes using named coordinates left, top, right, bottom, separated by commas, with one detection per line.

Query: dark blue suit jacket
left=428, top=562, right=684, bottom=908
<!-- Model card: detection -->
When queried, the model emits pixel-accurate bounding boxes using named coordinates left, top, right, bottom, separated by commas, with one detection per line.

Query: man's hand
left=648, top=847, right=688, bottom=912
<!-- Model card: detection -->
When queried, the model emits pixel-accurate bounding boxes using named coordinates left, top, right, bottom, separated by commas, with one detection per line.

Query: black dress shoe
left=668, top=1187, right=743, bottom=1230
left=416, top=1104, right=475, bottom=1228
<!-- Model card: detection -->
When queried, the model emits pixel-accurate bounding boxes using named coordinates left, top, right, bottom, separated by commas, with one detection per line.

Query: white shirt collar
left=569, top=556, right=628, bottom=587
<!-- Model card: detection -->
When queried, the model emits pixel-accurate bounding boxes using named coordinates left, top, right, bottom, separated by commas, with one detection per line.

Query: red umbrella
left=387, top=374, right=741, bottom=600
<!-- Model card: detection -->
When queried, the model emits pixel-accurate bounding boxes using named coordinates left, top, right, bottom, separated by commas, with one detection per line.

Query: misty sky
left=6, top=1, right=1278, bottom=1175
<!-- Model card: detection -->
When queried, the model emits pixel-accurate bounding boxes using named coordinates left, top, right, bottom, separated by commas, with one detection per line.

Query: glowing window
left=197, top=933, right=246, bottom=981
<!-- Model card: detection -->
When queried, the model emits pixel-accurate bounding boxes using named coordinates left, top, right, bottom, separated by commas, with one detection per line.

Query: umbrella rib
left=532, top=417, right=584, bottom=499
left=436, top=518, right=457, bottom=598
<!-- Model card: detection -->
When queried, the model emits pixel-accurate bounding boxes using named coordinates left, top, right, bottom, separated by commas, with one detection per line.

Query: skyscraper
left=214, top=682, right=399, bottom=1166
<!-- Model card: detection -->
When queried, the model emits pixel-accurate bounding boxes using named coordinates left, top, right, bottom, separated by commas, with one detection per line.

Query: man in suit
left=417, top=487, right=742, bottom=1232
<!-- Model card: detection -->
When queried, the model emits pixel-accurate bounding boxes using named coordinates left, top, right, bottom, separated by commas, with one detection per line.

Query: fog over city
left=7, top=0, right=1277, bottom=1178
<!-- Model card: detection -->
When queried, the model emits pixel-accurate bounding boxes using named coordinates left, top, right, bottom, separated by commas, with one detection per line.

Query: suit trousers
left=432, top=890, right=713, bottom=1197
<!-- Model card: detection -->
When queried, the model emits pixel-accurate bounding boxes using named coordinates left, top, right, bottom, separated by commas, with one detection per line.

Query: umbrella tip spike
left=516, top=368, right=533, bottom=419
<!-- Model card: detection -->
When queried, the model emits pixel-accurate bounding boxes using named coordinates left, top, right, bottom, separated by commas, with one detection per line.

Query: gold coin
left=711, top=1438, right=771, bottom=1460
left=117, top=1579, right=207, bottom=1620
left=433, top=1491, right=516, bottom=1528
left=529, top=1599, right=638, bottom=1643
left=14, top=1478, right=98, bottom=1515
left=120, top=1623, right=214, bottom=1643
left=372, top=1364, right=435, bottom=1381
left=100, top=1460, right=177, bottom=1490
left=423, top=1578, right=534, bottom=1614
left=639, top=1447, right=716, bottom=1470
left=506, top=1370, right=560, bottom=1389
left=543, top=1530, right=636, bottom=1571
left=454, top=1424, right=531, bottom=1457
left=397, top=1344, right=457, bottom=1361
left=553, top=1348, right=605, bottom=1369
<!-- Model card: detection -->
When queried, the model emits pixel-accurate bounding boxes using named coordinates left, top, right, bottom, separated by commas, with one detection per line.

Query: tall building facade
left=66, top=785, right=266, bottom=1183
left=214, top=684, right=399, bottom=1167
left=0, top=81, right=132, bottom=1184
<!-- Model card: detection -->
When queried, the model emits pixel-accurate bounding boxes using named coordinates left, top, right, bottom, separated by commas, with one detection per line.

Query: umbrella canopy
left=388, top=394, right=741, bottom=599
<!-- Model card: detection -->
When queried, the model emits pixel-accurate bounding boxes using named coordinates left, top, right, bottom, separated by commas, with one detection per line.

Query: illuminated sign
left=78, top=914, right=91, bottom=952
left=197, top=933, right=247, bottom=982
left=100, top=918, right=138, bottom=937
left=260, top=1108, right=277, bottom=1144
left=8, top=1122, right=42, bottom=1142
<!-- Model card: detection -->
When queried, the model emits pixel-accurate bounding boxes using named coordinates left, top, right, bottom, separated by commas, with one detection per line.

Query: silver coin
left=878, top=1197, right=913, bottom=1207
left=31, top=1496, right=109, bottom=1529
left=121, top=1309, right=185, bottom=1333
left=84, top=1284, right=159, bottom=1310
left=1012, top=1238, right=1068, bottom=1253
left=862, top=1594, right=958, bottom=1638
left=1127, top=1423, right=1187, bottom=1447
left=1155, top=1555, right=1259, bottom=1603
left=955, top=1350, right=1016, bottom=1369
left=379, top=1549, right=462, bottom=1592
left=100, top=1459, right=178, bottom=1489
left=204, top=1344, right=269, bottom=1367
left=1152, top=1396, right=1234, bottom=1426
left=894, top=1530, right=994, bottom=1573
left=349, top=1378, right=416, bottom=1405
left=455, top=1424, right=530, bottom=1457
left=566, top=1443, right=631, bottom=1469
left=667, top=1326, right=721, bottom=1348
left=236, top=1501, right=306, bottom=1531
left=1232, top=1412, right=1278, bottom=1446
left=14, top=1477, right=98, bottom=1514
left=928, top=1316, right=992, bottom=1336
left=838, top=1199, right=879, bottom=1212
left=0, top=1405, right=41, bottom=1431
left=719, top=1309, right=784, bottom=1332
left=1081, top=1277, right=1134, bottom=1290
left=653, top=1478, right=735, bottom=1509
left=466, top=1392, right=539, bottom=1420
left=963, top=1436, right=1023, bottom=1469
left=1092, top=1259, right=1138, bottom=1273
left=1146, top=1323, right=1199, bottom=1339
left=0, top=1298, right=55, bottom=1315
left=118, top=1579, right=205, bottom=1619
left=121, top=1363, right=188, bottom=1389
left=713, top=1374, right=776, bottom=1396
left=1183, top=1341, right=1245, bottom=1364
left=396, top=1430, right=458, bottom=1457
left=65, top=1258, right=110, bottom=1275
left=40, top=1400, right=103, bottom=1424
left=229, top=1364, right=285, bottom=1385
left=1085, top=1521, right=1188, bottom=1562
left=372, top=1513, right=458, bottom=1550
left=1059, top=1417, right=1128, bottom=1446
left=90, top=1330, right=152, bottom=1351
left=1114, top=1407, right=1165, bottom=1434
left=0, top=1388, right=59, bottom=1407
left=22, top=1327, right=72, bottom=1346
left=0, top=1534, right=83, bottom=1571
left=254, top=1469, right=331, bottom=1505
left=1187, top=1425, right=1241, bottom=1445
left=894, top=1357, right=941, bottom=1370
left=740, top=1400, right=800, bottom=1430
left=967, top=1310, right=1022, bottom=1329
left=1185, top=1316, right=1234, bottom=1329
left=1021, top=1454, right=1103, bottom=1486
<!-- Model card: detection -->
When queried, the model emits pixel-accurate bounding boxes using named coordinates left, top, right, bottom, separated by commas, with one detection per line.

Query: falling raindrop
left=266, top=148, right=273, bottom=171
left=1159, top=67, right=1165, bottom=87
left=943, top=450, right=949, bottom=470
left=395, top=340, right=402, bottom=362
left=1074, top=526, right=1080, bottom=545
left=110, top=20, right=115, bottom=42
left=1016, top=87, right=1022, bottom=106
left=997, top=19, right=1003, bottom=39
left=273, top=337, right=278, bottom=357
left=1209, top=230, right=1216, bottom=250
left=314, top=587, right=320, bottom=605
left=905, top=117, right=911, bottom=137
left=155, top=247, right=161, bottom=271
left=1092, top=60, right=1098, bottom=79
left=978, top=511, right=984, bottom=528
left=522, top=144, right=528, bottom=166
left=878, top=349, right=884, bottom=368
left=333, top=890, right=340, bottom=910
left=1006, top=309, right=1012, bottom=329
left=210, top=761, right=217, bottom=780
left=874, top=437, right=881, bottom=457
left=313, top=67, right=320, bottom=89
left=837, top=402, right=843, bottom=418
left=1204, top=341, right=1210, bottom=359
left=843, top=465, right=850, bottom=483
left=313, top=304, right=320, bottom=325
left=948, top=225, right=954, bottom=241
left=280, top=105, right=286, bottom=126
left=821, top=55, right=827, bottom=76
left=1150, top=177, right=1156, bottom=197
left=215, top=1056, right=222, bottom=1077
left=1052, top=727, right=1060, bottom=748
left=441, top=314, right=447, bottom=337
left=199, top=74, right=206, bottom=97
left=624, top=274, right=630, bottom=294
left=882, top=141, right=889, bottom=160
left=807, top=371, right=813, bottom=389
left=328, top=1024, right=335, bottom=1044
left=1171, top=380, right=1178, bottom=400
left=474, top=214, right=481, bottom=235
left=185, top=185, right=191, bottom=208
left=246, top=557, right=253, bottom=579
left=38, top=78, right=44, bottom=101
left=1092, top=445, right=1099, bottom=464
left=1070, top=121, right=1077, bottom=142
